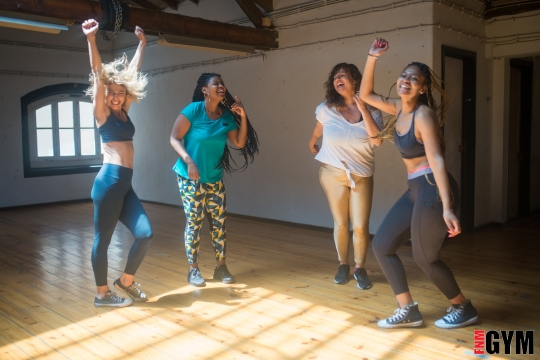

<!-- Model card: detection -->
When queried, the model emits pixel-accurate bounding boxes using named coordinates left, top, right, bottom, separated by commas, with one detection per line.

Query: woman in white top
left=309, top=63, right=383, bottom=289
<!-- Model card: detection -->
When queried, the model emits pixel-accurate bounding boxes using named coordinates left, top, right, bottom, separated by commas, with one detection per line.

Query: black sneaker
left=378, top=302, right=424, bottom=328
left=114, top=279, right=148, bottom=302
left=353, top=267, right=372, bottom=290
left=334, top=264, right=350, bottom=284
left=187, top=267, right=206, bottom=287
left=213, top=264, right=235, bottom=284
left=94, top=291, right=133, bottom=308
left=435, top=299, right=478, bottom=329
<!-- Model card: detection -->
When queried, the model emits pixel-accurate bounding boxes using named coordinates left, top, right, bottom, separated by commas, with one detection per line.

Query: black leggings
left=372, top=172, right=461, bottom=300
left=91, top=164, right=153, bottom=286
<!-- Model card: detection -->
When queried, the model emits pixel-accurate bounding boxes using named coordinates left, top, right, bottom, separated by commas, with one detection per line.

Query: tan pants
left=319, top=164, right=373, bottom=267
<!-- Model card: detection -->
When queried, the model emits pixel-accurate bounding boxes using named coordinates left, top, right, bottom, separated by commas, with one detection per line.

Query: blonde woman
left=84, top=19, right=152, bottom=307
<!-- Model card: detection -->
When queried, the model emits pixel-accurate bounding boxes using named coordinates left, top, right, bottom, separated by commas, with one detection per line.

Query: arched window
left=22, top=83, right=102, bottom=177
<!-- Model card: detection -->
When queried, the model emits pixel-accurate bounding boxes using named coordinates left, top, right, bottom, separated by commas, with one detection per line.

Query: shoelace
left=388, top=308, right=408, bottom=322
left=126, top=282, right=142, bottom=295
left=443, top=306, right=463, bottom=322
left=105, top=291, right=126, bottom=303
left=355, top=269, right=368, bottom=280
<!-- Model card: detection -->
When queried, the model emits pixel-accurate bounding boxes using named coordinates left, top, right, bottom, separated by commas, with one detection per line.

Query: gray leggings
left=372, top=172, right=461, bottom=300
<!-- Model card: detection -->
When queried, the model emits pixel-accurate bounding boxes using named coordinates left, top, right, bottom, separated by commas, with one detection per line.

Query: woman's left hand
left=134, top=26, right=146, bottom=43
left=353, top=92, right=368, bottom=111
left=443, top=210, right=461, bottom=237
left=230, top=96, right=246, bottom=117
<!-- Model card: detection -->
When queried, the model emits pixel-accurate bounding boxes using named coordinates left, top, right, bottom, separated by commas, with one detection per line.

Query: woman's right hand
left=82, top=19, right=99, bottom=38
left=310, top=143, right=320, bottom=154
left=187, top=163, right=200, bottom=181
left=368, top=38, right=389, bottom=57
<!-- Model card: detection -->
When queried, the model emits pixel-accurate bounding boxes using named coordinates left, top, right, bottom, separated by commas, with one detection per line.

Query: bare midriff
left=403, top=156, right=429, bottom=174
left=102, top=141, right=135, bottom=169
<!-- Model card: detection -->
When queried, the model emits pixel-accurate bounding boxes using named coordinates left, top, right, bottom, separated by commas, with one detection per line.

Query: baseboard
left=0, top=198, right=92, bottom=211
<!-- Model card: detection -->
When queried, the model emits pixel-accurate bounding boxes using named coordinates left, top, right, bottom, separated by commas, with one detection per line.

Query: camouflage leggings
left=177, top=175, right=227, bottom=264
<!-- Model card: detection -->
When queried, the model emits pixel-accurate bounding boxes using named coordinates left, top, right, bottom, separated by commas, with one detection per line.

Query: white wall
left=2, top=0, right=538, bottom=227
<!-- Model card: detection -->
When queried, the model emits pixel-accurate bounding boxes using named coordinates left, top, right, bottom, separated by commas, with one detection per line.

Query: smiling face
left=397, top=65, right=428, bottom=99
left=202, top=76, right=226, bottom=102
left=333, top=68, right=356, bottom=97
left=106, top=83, right=127, bottom=111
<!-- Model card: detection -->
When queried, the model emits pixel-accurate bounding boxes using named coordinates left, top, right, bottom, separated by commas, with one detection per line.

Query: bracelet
left=368, top=53, right=379, bottom=60
left=188, top=164, right=196, bottom=167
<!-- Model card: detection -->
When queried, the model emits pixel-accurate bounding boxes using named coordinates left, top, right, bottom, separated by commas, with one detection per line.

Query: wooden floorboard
left=0, top=202, right=539, bottom=359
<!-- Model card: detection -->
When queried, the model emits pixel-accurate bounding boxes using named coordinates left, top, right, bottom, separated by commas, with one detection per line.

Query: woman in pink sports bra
left=359, top=38, right=478, bottom=329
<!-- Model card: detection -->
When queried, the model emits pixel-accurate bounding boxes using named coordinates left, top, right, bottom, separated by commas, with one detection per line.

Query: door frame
left=509, top=58, right=533, bottom=217
left=441, top=46, right=477, bottom=232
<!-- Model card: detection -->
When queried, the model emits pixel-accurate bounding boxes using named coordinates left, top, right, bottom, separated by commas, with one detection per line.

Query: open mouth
left=336, top=82, right=345, bottom=90
left=399, top=84, right=411, bottom=91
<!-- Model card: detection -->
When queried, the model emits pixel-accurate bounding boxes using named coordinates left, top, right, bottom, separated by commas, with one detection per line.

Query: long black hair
left=324, top=63, right=363, bottom=109
left=192, top=73, right=259, bottom=173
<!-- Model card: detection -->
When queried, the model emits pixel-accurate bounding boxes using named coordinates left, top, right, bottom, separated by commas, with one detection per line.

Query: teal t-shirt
left=173, top=101, right=238, bottom=183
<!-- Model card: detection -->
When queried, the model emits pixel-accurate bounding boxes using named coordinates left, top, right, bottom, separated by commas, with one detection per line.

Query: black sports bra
left=394, top=107, right=426, bottom=159
left=98, top=110, right=135, bottom=143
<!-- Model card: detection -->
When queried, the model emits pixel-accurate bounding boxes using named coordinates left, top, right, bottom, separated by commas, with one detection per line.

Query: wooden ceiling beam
left=0, top=0, right=277, bottom=49
left=254, top=0, right=273, bottom=13
left=483, top=1, right=540, bottom=19
left=159, top=0, right=179, bottom=9
left=130, top=0, right=160, bottom=10
left=235, top=0, right=270, bottom=28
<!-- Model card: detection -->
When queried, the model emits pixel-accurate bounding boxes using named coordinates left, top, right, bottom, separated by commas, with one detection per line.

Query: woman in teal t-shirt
left=170, top=72, right=258, bottom=287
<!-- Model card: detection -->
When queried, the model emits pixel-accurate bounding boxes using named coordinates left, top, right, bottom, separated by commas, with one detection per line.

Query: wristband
left=368, top=53, right=379, bottom=60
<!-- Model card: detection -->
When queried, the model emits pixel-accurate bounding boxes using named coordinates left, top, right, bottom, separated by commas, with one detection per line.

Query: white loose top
left=314, top=101, right=384, bottom=177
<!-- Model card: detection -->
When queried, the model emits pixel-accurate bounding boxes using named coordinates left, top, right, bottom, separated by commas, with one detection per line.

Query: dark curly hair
left=324, top=63, right=363, bottom=108
left=192, top=73, right=259, bottom=173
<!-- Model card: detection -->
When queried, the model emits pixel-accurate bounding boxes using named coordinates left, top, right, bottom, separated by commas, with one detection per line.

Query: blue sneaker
left=435, top=300, right=478, bottom=329
left=378, top=302, right=424, bottom=328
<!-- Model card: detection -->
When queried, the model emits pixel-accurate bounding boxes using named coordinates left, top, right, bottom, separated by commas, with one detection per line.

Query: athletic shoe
left=378, top=302, right=424, bottom=328
left=187, top=267, right=206, bottom=287
left=334, top=264, right=350, bottom=284
left=434, top=299, right=478, bottom=329
left=213, top=264, right=235, bottom=284
left=94, top=291, right=133, bottom=308
left=353, top=267, right=373, bottom=290
left=114, top=279, right=148, bottom=302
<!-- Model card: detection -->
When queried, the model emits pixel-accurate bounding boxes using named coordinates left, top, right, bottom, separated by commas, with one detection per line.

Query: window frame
left=22, top=83, right=103, bottom=178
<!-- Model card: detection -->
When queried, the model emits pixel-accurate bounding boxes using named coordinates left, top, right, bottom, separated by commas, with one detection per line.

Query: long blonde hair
left=86, top=54, right=147, bottom=102
left=375, top=62, right=453, bottom=148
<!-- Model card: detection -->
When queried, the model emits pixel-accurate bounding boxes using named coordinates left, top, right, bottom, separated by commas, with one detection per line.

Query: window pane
left=59, top=129, right=75, bottom=156
left=80, top=102, right=94, bottom=128
left=58, top=101, right=74, bottom=128
left=36, top=105, right=52, bottom=128
left=37, top=129, right=54, bottom=157
left=80, top=129, right=96, bottom=155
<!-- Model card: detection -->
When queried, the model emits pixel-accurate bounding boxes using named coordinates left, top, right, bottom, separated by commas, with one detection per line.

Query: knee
left=413, top=251, right=436, bottom=272
left=334, top=223, right=349, bottom=234
left=371, top=235, right=391, bottom=257
left=352, top=225, right=369, bottom=238
left=134, top=225, right=153, bottom=242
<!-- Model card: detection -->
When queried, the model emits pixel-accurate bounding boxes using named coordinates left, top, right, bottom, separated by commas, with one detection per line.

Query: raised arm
left=359, top=38, right=400, bottom=116
left=83, top=19, right=108, bottom=125
left=170, top=114, right=199, bottom=181
left=123, top=26, right=147, bottom=113
left=227, top=96, right=248, bottom=148
left=416, top=106, right=461, bottom=237
left=129, top=26, right=146, bottom=72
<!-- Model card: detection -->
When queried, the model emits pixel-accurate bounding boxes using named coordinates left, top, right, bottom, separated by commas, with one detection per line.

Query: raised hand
left=82, top=19, right=99, bottom=38
left=230, top=96, right=246, bottom=117
left=134, top=26, right=146, bottom=44
left=369, top=37, right=389, bottom=57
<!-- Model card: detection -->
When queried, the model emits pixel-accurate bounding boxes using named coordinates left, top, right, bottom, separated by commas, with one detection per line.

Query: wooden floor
left=0, top=202, right=539, bottom=360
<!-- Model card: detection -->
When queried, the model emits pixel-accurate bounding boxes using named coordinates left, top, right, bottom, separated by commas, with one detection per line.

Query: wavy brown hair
left=374, top=62, right=453, bottom=149
left=324, top=63, right=362, bottom=109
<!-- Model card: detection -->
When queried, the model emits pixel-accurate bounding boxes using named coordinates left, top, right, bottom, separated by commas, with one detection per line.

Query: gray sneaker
left=187, top=267, right=206, bottom=287
left=434, top=300, right=478, bottom=329
left=334, top=264, right=350, bottom=284
left=114, top=279, right=148, bottom=302
left=353, top=267, right=373, bottom=290
left=378, top=302, right=424, bottom=328
left=94, top=291, right=133, bottom=308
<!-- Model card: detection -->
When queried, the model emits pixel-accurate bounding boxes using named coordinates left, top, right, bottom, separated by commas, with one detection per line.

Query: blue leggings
left=91, top=164, right=153, bottom=286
